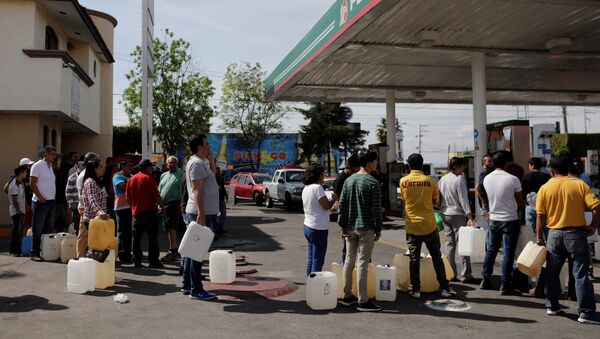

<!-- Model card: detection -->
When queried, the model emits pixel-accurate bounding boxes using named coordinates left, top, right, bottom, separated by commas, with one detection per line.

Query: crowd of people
left=4, top=139, right=599, bottom=321
left=4, top=138, right=227, bottom=301
left=302, top=149, right=598, bottom=323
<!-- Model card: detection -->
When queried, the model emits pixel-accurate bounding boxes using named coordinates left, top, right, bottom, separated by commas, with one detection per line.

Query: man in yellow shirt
left=536, top=156, right=600, bottom=324
left=400, top=153, right=455, bottom=299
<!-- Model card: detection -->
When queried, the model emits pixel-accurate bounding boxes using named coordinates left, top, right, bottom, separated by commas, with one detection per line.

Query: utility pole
left=141, top=0, right=155, bottom=159
left=562, top=105, right=568, bottom=133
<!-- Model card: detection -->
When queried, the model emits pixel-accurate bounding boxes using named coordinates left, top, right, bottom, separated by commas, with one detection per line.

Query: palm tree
left=376, top=118, right=402, bottom=143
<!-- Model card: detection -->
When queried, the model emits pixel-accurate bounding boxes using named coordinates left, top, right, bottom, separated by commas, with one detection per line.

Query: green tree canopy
left=298, top=102, right=368, bottom=174
left=376, top=117, right=403, bottom=144
left=121, top=29, right=215, bottom=156
left=220, top=62, right=287, bottom=171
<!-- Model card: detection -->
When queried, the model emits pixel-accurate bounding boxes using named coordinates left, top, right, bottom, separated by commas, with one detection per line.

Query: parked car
left=262, top=168, right=306, bottom=211
left=229, top=173, right=272, bottom=206
left=322, top=177, right=336, bottom=200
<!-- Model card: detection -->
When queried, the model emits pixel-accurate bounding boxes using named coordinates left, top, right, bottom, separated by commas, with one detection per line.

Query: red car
left=229, top=173, right=272, bottom=206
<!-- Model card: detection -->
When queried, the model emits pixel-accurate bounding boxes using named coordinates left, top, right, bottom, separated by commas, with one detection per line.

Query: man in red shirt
left=126, top=159, right=164, bottom=268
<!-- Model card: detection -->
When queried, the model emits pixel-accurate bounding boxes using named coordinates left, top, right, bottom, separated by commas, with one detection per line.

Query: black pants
left=132, top=210, right=160, bottom=265
left=407, top=230, right=449, bottom=292
left=116, top=208, right=133, bottom=261
left=10, top=214, right=24, bottom=254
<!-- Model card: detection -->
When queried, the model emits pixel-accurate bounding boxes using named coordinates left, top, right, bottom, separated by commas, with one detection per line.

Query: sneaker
left=356, top=301, right=383, bottom=312
left=149, top=262, right=165, bottom=269
left=338, top=296, right=359, bottom=306
left=30, top=255, right=43, bottom=262
left=180, top=288, right=191, bottom=295
left=410, top=291, right=421, bottom=299
left=161, top=251, right=180, bottom=262
left=189, top=290, right=217, bottom=301
left=441, top=289, right=457, bottom=297
left=546, top=308, right=565, bottom=316
left=480, top=279, right=494, bottom=290
left=499, top=285, right=522, bottom=296
left=578, top=312, right=600, bottom=324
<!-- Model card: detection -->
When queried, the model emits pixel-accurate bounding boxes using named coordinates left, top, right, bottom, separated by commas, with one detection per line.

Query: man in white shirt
left=480, top=151, right=524, bottom=295
left=437, top=157, right=477, bottom=283
left=29, top=145, right=57, bottom=260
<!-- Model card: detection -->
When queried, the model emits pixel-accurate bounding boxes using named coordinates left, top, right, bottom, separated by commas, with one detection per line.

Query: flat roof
left=266, top=0, right=600, bottom=105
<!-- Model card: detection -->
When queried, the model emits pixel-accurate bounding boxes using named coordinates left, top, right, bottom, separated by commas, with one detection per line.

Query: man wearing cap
left=127, top=159, right=165, bottom=268
left=29, top=145, right=57, bottom=260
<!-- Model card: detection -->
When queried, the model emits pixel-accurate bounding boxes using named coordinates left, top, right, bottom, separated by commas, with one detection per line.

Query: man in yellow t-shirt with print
left=400, top=153, right=455, bottom=299
left=536, top=156, right=600, bottom=324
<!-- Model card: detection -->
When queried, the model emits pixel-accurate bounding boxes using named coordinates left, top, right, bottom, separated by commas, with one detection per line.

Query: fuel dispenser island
left=368, top=142, right=407, bottom=215
left=486, top=120, right=531, bottom=171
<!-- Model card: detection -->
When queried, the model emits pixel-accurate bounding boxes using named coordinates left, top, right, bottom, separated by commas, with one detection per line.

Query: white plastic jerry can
left=515, top=224, right=535, bottom=258
left=209, top=250, right=236, bottom=284
left=375, top=265, right=397, bottom=301
left=517, top=241, right=547, bottom=278
left=67, top=258, right=96, bottom=294
left=179, top=222, right=214, bottom=262
left=95, top=250, right=116, bottom=289
left=331, top=262, right=345, bottom=298
left=306, top=271, right=337, bottom=310
left=60, top=235, right=78, bottom=264
left=457, top=227, right=486, bottom=257
left=41, top=234, right=60, bottom=261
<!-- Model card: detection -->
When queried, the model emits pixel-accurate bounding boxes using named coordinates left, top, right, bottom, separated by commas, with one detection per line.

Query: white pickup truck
left=263, top=168, right=306, bottom=211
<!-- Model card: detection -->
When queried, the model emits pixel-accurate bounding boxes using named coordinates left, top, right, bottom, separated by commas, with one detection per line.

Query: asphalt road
left=1, top=202, right=598, bottom=338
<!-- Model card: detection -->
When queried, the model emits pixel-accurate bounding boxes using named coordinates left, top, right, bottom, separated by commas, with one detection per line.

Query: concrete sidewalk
left=0, top=203, right=598, bottom=338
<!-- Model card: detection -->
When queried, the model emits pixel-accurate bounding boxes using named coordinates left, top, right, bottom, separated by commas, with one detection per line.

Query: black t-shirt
left=333, top=171, right=350, bottom=196
left=522, top=171, right=551, bottom=197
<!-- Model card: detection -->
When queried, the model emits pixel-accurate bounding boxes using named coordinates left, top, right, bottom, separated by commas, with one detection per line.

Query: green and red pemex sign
left=265, top=0, right=381, bottom=99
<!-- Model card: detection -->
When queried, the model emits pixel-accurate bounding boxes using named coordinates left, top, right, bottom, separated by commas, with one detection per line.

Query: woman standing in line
left=302, top=164, right=337, bottom=276
left=81, top=159, right=109, bottom=234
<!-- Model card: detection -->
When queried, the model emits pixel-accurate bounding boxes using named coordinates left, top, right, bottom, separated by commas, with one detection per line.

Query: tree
left=298, top=102, right=368, bottom=175
left=121, top=29, right=215, bottom=156
left=376, top=117, right=403, bottom=143
left=220, top=62, right=287, bottom=172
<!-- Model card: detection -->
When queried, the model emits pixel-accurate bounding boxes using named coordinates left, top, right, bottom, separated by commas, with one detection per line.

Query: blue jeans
left=545, top=228, right=596, bottom=314
left=115, top=208, right=133, bottom=261
left=215, top=200, right=227, bottom=233
left=31, top=200, right=55, bottom=256
left=481, top=220, right=520, bottom=285
left=525, top=206, right=536, bottom=229
left=304, top=225, right=328, bottom=276
left=182, top=213, right=216, bottom=293
left=10, top=213, right=24, bottom=254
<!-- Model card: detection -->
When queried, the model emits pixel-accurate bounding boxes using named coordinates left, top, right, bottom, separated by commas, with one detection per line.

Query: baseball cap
left=138, top=159, right=154, bottom=170
left=19, top=158, right=34, bottom=166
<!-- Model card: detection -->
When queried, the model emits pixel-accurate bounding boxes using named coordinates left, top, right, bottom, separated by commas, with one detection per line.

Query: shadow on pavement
left=0, top=295, right=68, bottom=312
left=0, top=270, right=26, bottom=279
left=87, top=277, right=179, bottom=297
left=222, top=216, right=285, bottom=252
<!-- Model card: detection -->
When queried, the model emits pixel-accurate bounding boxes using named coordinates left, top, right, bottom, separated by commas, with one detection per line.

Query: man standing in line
left=159, top=156, right=184, bottom=262
left=8, top=166, right=27, bottom=256
left=480, top=151, right=524, bottom=295
left=337, top=151, right=383, bottom=312
left=214, top=167, right=228, bottom=235
left=29, top=145, right=57, bottom=261
left=536, top=156, right=599, bottom=324
left=437, top=157, right=478, bottom=284
left=126, top=159, right=164, bottom=268
left=113, top=160, right=133, bottom=264
left=182, top=134, right=218, bottom=301
left=401, top=153, right=456, bottom=299
left=65, top=161, right=85, bottom=234
left=476, top=154, right=494, bottom=217
left=333, top=154, right=360, bottom=263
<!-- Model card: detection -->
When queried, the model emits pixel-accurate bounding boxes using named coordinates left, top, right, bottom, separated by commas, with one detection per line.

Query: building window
left=51, top=129, right=57, bottom=147
left=45, top=26, right=58, bottom=50
left=43, top=125, right=49, bottom=145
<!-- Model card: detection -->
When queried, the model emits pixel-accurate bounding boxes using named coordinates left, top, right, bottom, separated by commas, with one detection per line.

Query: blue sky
left=81, top=0, right=598, bottom=165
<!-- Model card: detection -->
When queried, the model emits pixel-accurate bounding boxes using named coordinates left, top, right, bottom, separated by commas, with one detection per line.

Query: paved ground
left=1, top=202, right=599, bottom=338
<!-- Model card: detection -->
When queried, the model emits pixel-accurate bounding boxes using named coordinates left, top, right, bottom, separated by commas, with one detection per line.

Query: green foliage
left=551, top=133, right=600, bottom=158
left=298, top=102, right=368, bottom=172
left=113, top=125, right=141, bottom=156
left=220, top=62, right=287, bottom=171
left=376, top=117, right=403, bottom=143
left=120, top=29, right=215, bottom=156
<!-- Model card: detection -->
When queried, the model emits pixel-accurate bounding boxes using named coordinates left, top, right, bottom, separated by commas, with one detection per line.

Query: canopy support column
left=386, top=90, right=398, bottom=210
left=471, top=52, right=487, bottom=222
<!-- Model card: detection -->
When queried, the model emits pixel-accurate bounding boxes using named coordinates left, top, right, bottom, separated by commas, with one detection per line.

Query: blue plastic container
left=21, top=236, right=32, bottom=256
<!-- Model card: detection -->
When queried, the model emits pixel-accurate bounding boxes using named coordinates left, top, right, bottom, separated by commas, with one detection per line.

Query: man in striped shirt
left=65, top=161, right=84, bottom=234
left=337, top=151, right=383, bottom=312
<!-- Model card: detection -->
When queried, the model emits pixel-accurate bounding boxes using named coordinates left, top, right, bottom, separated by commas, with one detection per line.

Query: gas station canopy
left=266, top=0, right=600, bottom=105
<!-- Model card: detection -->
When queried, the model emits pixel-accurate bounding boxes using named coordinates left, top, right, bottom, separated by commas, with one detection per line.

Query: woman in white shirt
left=302, top=164, right=337, bottom=276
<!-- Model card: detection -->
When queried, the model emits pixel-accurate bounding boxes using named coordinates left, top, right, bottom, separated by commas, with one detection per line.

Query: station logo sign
left=340, top=0, right=349, bottom=26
